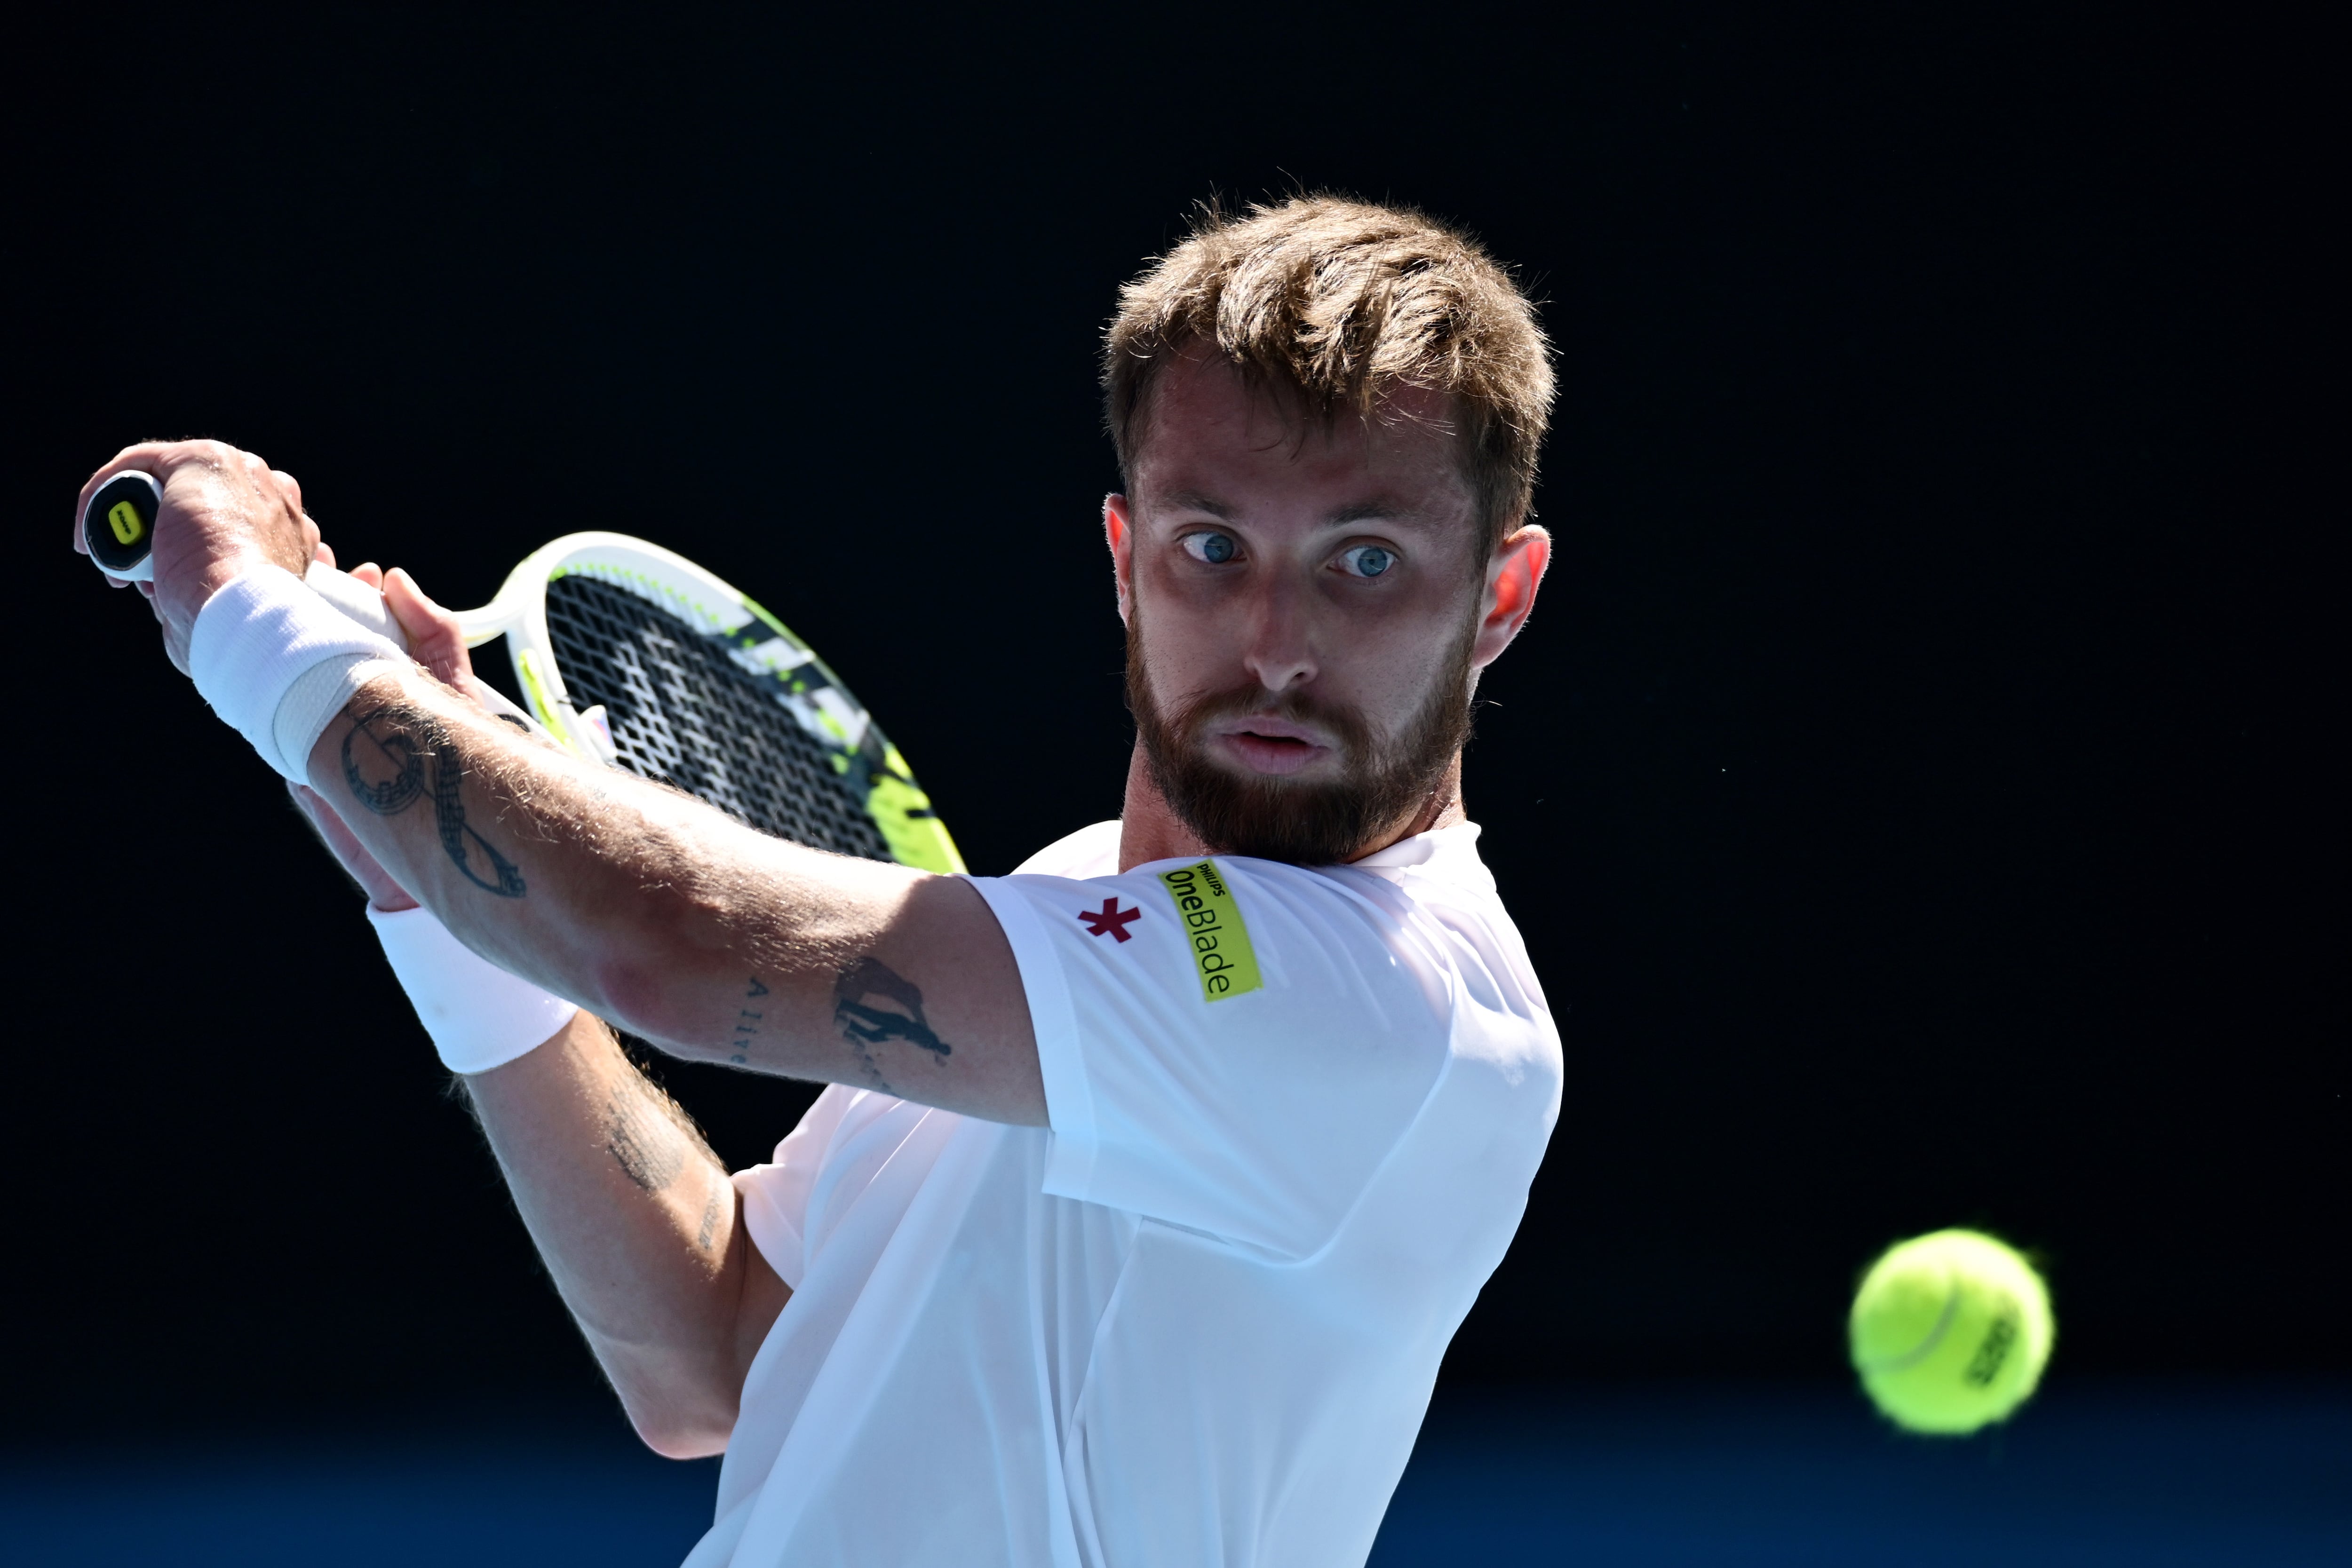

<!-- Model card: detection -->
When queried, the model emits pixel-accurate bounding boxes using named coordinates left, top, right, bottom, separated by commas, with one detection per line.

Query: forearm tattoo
left=833, top=956, right=952, bottom=1095
left=728, top=977, right=768, bottom=1065
left=340, top=698, right=526, bottom=897
left=604, top=1083, right=688, bottom=1194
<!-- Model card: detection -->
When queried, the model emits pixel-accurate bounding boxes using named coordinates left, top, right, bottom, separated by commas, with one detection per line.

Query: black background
left=6, top=5, right=2337, bottom=1433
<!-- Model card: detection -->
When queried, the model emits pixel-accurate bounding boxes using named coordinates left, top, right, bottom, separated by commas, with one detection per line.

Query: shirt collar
left=1347, top=821, right=1489, bottom=887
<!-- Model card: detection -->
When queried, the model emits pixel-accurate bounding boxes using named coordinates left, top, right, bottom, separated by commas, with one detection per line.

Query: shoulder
left=983, top=824, right=1548, bottom=1035
left=1311, top=828, right=1560, bottom=1095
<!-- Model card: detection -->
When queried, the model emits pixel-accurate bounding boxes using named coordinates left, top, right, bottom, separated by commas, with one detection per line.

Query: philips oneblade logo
left=1158, top=860, right=1262, bottom=1001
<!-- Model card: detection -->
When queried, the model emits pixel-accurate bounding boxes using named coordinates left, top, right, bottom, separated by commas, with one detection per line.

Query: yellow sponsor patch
left=1158, top=859, right=1262, bottom=1002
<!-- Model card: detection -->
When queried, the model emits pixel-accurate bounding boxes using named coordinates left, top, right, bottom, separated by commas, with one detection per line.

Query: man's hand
left=74, top=440, right=321, bottom=671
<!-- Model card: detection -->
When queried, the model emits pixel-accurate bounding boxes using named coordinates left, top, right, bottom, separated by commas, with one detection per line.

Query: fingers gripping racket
left=84, top=473, right=964, bottom=873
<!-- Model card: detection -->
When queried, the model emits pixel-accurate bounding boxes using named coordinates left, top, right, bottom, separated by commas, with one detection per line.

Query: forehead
left=1130, top=351, right=1475, bottom=521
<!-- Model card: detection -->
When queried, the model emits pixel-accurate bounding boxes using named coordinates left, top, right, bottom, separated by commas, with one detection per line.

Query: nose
left=1239, top=569, right=1318, bottom=696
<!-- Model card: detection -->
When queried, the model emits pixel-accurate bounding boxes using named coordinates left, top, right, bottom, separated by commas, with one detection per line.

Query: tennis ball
left=1848, top=1228, right=2054, bottom=1435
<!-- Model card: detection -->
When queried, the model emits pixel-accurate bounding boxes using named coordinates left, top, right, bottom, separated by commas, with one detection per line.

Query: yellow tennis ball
left=1848, top=1228, right=2055, bottom=1434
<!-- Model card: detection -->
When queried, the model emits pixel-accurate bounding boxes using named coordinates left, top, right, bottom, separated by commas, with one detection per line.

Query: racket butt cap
left=83, top=470, right=161, bottom=581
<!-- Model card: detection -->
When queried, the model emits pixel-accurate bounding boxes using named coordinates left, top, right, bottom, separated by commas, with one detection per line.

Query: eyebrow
left=1158, top=493, right=1414, bottom=529
left=1160, top=491, right=1235, bottom=520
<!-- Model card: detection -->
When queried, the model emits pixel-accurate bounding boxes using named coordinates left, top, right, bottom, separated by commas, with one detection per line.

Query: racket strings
left=541, top=576, right=895, bottom=862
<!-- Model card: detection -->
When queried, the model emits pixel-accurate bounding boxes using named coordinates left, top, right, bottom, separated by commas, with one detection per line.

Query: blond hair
left=1104, top=196, right=1554, bottom=547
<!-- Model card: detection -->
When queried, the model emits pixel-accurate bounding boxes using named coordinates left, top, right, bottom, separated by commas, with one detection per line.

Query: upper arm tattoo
left=340, top=698, right=526, bottom=897
left=833, top=957, right=952, bottom=1094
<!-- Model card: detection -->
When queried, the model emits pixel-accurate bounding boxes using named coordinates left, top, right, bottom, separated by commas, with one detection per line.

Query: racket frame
left=449, top=533, right=963, bottom=874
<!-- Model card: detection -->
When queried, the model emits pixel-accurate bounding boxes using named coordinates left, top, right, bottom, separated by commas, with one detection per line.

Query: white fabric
left=701, top=819, right=1560, bottom=1568
left=366, top=904, right=579, bottom=1073
left=302, top=559, right=407, bottom=644
left=273, top=652, right=404, bottom=780
left=187, top=564, right=405, bottom=780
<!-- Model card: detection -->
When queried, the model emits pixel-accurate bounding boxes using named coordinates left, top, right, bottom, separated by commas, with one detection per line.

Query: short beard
left=1126, top=607, right=1478, bottom=865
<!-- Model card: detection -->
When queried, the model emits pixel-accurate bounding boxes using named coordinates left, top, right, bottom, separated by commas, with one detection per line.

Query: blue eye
left=1340, top=545, right=1396, bottom=578
left=1184, top=531, right=1239, bottom=564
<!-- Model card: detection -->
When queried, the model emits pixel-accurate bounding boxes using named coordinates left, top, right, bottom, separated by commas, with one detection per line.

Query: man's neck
left=1115, top=745, right=1466, bottom=873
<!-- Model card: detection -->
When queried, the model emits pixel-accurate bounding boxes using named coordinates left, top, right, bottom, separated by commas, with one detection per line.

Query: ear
left=1104, top=493, right=1135, bottom=626
left=1471, top=523, right=1550, bottom=671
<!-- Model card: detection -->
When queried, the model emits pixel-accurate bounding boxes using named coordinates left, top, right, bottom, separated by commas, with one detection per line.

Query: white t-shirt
left=684, top=821, right=1560, bottom=1568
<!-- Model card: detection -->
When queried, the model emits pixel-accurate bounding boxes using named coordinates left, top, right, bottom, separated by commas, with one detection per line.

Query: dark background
left=6, top=4, right=2336, bottom=1435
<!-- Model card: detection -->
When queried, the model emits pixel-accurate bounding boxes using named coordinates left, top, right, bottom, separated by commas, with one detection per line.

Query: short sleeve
left=965, top=857, right=1453, bottom=1258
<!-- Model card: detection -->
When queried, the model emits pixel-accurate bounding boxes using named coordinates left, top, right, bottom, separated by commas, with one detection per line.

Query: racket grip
left=300, top=563, right=556, bottom=744
left=304, top=562, right=412, bottom=653
left=303, top=567, right=553, bottom=742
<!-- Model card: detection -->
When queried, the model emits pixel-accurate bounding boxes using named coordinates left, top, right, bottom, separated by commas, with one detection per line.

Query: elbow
left=596, top=1314, right=747, bottom=1460
left=633, top=1414, right=732, bottom=1462
left=618, top=1381, right=739, bottom=1461
left=579, top=875, right=756, bottom=1052
left=588, top=931, right=721, bottom=1054
left=592, top=950, right=687, bottom=1045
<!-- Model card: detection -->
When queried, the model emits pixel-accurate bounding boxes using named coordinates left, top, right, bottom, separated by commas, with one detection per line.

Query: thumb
left=382, top=566, right=474, bottom=688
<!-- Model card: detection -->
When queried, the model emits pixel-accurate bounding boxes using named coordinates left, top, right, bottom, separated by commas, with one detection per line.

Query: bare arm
left=75, top=436, right=1042, bottom=1126
left=290, top=578, right=1040, bottom=1447
left=305, top=662, right=1045, bottom=1124
left=284, top=571, right=797, bottom=1455
left=461, top=1011, right=790, bottom=1457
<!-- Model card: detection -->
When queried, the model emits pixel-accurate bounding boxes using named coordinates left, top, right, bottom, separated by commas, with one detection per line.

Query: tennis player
left=87, top=197, right=1561, bottom=1566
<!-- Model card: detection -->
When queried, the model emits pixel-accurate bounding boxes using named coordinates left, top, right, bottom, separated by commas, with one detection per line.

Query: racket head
left=466, top=533, right=963, bottom=874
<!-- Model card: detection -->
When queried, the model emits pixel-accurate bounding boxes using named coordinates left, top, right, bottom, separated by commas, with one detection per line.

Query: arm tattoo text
left=729, top=976, right=768, bottom=1064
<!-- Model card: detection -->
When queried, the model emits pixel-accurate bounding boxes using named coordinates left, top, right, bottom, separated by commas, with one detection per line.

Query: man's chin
left=1147, top=752, right=1390, bottom=864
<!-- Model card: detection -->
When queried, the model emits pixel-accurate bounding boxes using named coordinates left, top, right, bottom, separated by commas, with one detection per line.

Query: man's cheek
left=1138, top=624, right=1234, bottom=706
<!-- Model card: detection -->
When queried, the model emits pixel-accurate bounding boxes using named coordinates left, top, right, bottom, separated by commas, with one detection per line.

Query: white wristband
left=188, top=565, right=407, bottom=781
left=367, top=904, right=580, bottom=1074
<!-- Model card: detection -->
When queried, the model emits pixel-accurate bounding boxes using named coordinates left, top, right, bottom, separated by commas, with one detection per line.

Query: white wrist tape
left=272, top=652, right=403, bottom=776
left=187, top=565, right=407, bottom=781
left=367, top=904, right=580, bottom=1074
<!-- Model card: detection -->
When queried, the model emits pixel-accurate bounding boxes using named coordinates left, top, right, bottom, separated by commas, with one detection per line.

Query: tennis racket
left=85, top=473, right=963, bottom=873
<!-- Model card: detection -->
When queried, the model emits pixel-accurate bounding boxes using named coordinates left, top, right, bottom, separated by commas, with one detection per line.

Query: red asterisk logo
left=1078, top=898, right=1142, bottom=942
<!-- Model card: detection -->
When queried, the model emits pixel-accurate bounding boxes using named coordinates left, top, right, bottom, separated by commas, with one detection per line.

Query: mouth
left=1204, top=715, right=1338, bottom=777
